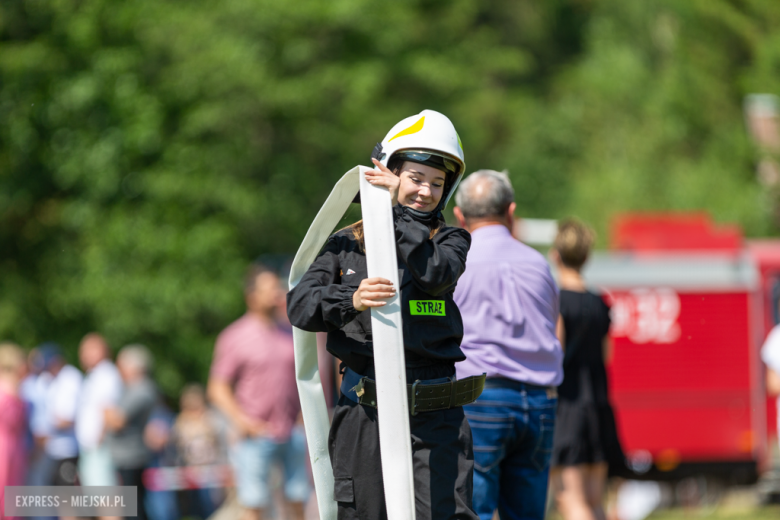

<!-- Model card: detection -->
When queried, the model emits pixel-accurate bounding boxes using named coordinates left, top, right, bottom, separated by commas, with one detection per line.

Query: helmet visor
left=394, top=150, right=461, bottom=176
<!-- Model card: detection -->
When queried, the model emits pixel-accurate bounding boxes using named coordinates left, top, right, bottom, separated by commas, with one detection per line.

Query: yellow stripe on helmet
left=388, top=116, right=425, bottom=142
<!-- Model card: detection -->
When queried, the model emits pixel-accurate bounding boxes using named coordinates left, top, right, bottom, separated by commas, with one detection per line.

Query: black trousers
left=329, top=390, right=478, bottom=520
left=117, top=468, right=148, bottom=520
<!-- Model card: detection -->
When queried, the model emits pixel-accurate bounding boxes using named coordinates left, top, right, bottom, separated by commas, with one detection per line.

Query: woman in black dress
left=550, top=219, right=620, bottom=520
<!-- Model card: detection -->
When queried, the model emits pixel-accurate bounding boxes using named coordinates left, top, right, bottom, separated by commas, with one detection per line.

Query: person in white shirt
left=761, top=324, right=780, bottom=440
left=76, top=333, right=123, bottom=485
left=43, top=346, right=83, bottom=485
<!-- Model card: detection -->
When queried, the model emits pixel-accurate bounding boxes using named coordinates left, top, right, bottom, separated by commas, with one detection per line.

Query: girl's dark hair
left=343, top=156, right=448, bottom=250
left=244, top=263, right=275, bottom=296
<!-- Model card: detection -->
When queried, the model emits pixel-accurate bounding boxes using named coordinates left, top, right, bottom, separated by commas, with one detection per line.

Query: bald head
left=454, top=170, right=515, bottom=222
left=79, top=333, right=110, bottom=372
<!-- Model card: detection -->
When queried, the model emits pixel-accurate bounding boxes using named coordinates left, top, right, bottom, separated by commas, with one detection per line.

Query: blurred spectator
left=20, top=346, right=53, bottom=485
left=20, top=348, right=49, bottom=440
left=144, top=402, right=179, bottom=520
left=172, top=384, right=227, bottom=518
left=549, top=219, right=621, bottom=520
left=105, top=344, right=158, bottom=520
left=41, top=345, right=83, bottom=486
left=454, top=170, right=563, bottom=519
left=76, top=333, right=122, bottom=486
left=208, top=264, right=308, bottom=520
left=0, top=343, right=28, bottom=510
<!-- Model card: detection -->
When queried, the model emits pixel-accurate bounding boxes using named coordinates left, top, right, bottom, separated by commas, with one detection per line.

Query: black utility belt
left=342, top=368, right=486, bottom=416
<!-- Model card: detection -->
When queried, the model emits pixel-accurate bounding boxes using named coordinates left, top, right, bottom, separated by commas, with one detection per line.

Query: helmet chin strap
left=405, top=205, right=442, bottom=221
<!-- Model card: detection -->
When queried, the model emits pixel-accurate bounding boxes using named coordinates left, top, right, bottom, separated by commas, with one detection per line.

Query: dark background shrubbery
left=2, top=0, right=779, bottom=396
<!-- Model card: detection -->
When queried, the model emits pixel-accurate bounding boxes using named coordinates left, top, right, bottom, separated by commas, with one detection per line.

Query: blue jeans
left=230, top=426, right=311, bottom=509
left=464, top=379, right=557, bottom=520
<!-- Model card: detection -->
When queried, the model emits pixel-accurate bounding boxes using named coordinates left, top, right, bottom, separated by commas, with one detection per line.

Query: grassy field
left=646, top=507, right=780, bottom=519
left=547, top=505, right=780, bottom=520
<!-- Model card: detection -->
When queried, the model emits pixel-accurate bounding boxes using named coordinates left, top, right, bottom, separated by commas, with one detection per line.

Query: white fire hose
left=288, top=165, right=416, bottom=520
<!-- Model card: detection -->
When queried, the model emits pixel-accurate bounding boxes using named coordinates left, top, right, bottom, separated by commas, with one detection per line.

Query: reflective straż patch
left=409, top=300, right=445, bottom=316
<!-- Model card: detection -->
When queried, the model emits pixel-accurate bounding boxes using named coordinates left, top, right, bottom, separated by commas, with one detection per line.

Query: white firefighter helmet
left=373, top=109, right=466, bottom=211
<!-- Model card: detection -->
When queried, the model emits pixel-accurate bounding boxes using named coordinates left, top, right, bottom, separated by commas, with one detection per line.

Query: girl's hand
left=352, top=277, right=396, bottom=312
left=365, top=158, right=400, bottom=206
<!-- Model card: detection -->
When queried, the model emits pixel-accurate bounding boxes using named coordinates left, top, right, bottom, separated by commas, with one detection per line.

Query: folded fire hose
left=288, top=165, right=416, bottom=520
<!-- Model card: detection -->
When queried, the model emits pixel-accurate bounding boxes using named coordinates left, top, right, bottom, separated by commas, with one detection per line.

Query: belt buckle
left=410, top=379, right=422, bottom=416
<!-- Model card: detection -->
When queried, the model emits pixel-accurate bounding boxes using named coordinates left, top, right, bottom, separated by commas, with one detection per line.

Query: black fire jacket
left=287, top=204, right=472, bottom=375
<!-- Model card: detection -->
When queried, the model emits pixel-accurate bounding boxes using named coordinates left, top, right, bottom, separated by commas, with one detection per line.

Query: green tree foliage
left=1, top=0, right=779, bottom=394
left=551, top=0, right=776, bottom=238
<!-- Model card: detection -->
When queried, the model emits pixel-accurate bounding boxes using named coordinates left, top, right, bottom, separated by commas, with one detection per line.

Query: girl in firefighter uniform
left=287, top=111, right=483, bottom=520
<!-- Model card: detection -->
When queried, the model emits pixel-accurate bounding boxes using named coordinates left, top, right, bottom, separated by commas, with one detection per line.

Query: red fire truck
left=580, top=213, right=780, bottom=485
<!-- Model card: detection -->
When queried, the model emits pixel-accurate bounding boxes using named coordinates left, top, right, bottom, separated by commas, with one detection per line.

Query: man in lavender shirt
left=208, top=264, right=309, bottom=520
left=453, top=170, right=563, bottom=520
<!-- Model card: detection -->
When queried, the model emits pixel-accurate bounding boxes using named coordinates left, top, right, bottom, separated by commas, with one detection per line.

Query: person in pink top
left=208, top=264, right=309, bottom=520
left=0, top=342, right=28, bottom=517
